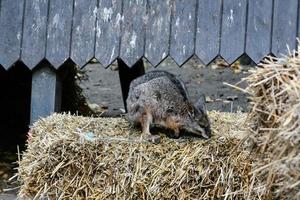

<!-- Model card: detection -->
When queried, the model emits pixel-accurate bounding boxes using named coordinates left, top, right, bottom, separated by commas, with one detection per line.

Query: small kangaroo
left=126, top=70, right=211, bottom=143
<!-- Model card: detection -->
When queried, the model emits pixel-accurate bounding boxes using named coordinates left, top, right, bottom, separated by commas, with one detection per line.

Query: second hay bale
left=245, top=50, right=300, bottom=143
left=244, top=44, right=300, bottom=199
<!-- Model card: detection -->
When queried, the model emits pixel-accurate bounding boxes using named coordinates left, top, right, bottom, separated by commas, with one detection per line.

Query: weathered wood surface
left=46, top=0, right=73, bottom=68
left=299, top=3, right=300, bottom=40
left=246, top=0, right=273, bottom=63
left=195, top=0, right=222, bottom=65
left=30, top=64, right=61, bottom=124
left=70, top=0, right=97, bottom=68
left=170, top=0, right=197, bottom=66
left=272, top=0, right=298, bottom=56
left=145, top=0, right=172, bottom=67
left=298, top=2, right=300, bottom=40
left=21, top=0, right=49, bottom=69
left=95, top=0, right=122, bottom=68
left=0, top=0, right=24, bottom=69
left=120, top=0, right=147, bottom=67
left=0, top=0, right=300, bottom=69
left=220, top=0, right=247, bottom=64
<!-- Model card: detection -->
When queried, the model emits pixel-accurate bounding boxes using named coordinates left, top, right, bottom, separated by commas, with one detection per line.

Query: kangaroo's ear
left=195, top=93, right=207, bottom=113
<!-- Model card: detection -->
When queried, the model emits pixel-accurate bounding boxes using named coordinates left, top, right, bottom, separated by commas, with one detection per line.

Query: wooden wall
left=0, top=0, right=299, bottom=70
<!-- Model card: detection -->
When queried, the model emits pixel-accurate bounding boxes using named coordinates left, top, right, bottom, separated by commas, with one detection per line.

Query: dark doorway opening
left=0, top=62, right=31, bottom=162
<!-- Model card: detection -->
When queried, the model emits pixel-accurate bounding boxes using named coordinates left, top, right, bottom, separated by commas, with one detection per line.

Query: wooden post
left=30, top=64, right=61, bottom=124
left=118, top=59, right=145, bottom=111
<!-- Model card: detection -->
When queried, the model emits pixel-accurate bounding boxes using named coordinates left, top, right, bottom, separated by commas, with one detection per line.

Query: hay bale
left=17, top=111, right=257, bottom=200
left=244, top=42, right=300, bottom=199
left=246, top=53, right=300, bottom=143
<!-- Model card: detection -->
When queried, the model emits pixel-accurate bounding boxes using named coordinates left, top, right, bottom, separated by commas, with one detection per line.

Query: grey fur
left=126, top=70, right=211, bottom=142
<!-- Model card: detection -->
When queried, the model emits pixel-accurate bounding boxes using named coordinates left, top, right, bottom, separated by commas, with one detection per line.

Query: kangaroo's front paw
left=144, top=134, right=161, bottom=144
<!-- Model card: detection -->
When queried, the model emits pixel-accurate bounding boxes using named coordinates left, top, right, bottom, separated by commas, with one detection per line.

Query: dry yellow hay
left=17, top=111, right=259, bottom=200
left=243, top=42, right=300, bottom=199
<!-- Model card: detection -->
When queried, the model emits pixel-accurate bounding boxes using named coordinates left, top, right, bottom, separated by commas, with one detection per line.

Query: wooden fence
left=0, top=0, right=299, bottom=122
left=0, top=0, right=299, bottom=70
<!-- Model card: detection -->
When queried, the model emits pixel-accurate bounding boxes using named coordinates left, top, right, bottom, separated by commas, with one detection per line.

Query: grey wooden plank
left=195, top=0, right=222, bottom=65
left=120, top=0, right=147, bottom=67
left=21, top=0, right=49, bottom=69
left=46, top=0, right=73, bottom=69
left=220, top=0, right=247, bottom=64
left=30, top=64, right=61, bottom=123
left=246, top=0, right=273, bottom=63
left=170, top=0, right=197, bottom=66
left=272, top=0, right=298, bottom=56
left=298, top=2, right=300, bottom=41
left=0, top=0, right=24, bottom=69
left=144, top=0, right=172, bottom=67
left=95, top=0, right=122, bottom=68
left=298, top=3, right=300, bottom=41
left=71, top=0, right=97, bottom=68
